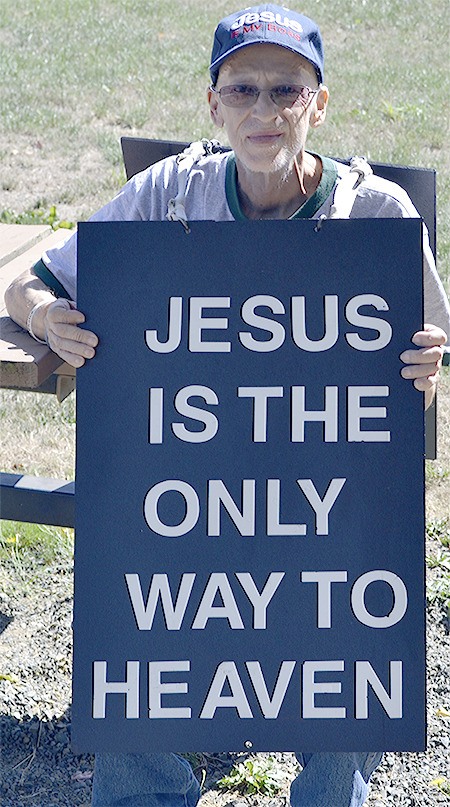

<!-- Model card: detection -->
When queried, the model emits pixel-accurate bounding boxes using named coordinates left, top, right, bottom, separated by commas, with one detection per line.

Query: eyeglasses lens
left=218, top=85, right=312, bottom=108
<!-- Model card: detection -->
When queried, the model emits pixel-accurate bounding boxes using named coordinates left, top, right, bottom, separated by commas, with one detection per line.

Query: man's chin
left=236, top=146, right=293, bottom=176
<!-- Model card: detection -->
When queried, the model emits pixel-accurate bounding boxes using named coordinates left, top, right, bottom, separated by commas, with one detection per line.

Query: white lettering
left=238, top=386, right=284, bottom=441
left=145, top=296, right=182, bottom=353
left=145, top=294, right=392, bottom=354
left=239, top=295, right=286, bottom=352
left=93, top=661, right=140, bottom=719
left=345, top=295, right=392, bottom=351
left=267, top=478, right=306, bottom=535
left=189, top=297, right=231, bottom=352
left=231, top=11, right=303, bottom=31
left=296, top=478, right=346, bottom=535
left=291, top=386, right=339, bottom=442
left=301, top=571, right=348, bottom=627
left=236, top=572, right=285, bottom=629
left=347, top=386, right=390, bottom=442
left=144, top=480, right=199, bottom=537
left=148, top=387, right=164, bottom=444
left=302, top=660, right=346, bottom=719
left=148, top=660, right=191, bottom=718
left=144, top=477, right=346, bottom=538
left=351, top=570, right=408, bottom=628
left=172, top=385, right=219, bottom=443
left=125, top=573, right=195, bottom=630
left=355, top=661, right=403, bottom=718
left=291, top=295, right=339, bottom=352
left=208, top=479, right=255, bottom=536
left=246, top=660, right=295, bottom=718
left=192, top=573, right=244, bottom=629
left=200, top=661, right=253, bottom=718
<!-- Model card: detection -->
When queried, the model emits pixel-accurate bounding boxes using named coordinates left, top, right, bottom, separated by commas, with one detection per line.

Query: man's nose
left=251, top=89, right=280, bottom=116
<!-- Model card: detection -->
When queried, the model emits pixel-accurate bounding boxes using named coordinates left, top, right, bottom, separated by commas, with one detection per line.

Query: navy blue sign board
left=73, top=218, right=425, bottom=754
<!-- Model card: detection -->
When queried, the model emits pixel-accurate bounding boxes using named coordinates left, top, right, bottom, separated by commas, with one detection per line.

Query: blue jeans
left=92, top=750, right=383, bottom=806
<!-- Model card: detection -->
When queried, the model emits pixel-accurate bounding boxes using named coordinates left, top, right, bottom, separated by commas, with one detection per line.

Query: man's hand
left=45, top=299, right=99, bottom=368
left=400, top=323, right=447, bottom=409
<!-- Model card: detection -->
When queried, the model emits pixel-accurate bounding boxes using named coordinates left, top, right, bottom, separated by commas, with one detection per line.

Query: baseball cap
left=209, top=4, right=324, bottom=85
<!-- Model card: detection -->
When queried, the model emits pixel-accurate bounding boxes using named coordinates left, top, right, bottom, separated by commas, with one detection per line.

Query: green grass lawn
left=1, top=0, right=449, bottom=531
left=1, top=0, right=449, bottom=285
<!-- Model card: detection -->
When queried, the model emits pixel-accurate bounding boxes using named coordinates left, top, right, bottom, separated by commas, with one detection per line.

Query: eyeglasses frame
left=209, top=83, right=320, bottom=109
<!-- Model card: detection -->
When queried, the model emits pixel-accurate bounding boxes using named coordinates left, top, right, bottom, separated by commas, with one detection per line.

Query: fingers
left=401, top=366, right=440, bottom=396
left=411, top=323, right=447, bottom=347
left=412, top=373, right=439, bottom=393
left=400, top=324, right=447, bottom=373
left=400, top=345, right=443, bottom=367
left=400, top=347, right=443, bottom=391
left=400, top=360, right=441, bottom=381
left=45, top=300, right=99, bottom=368
left=399, top=323, right=447, bottom=409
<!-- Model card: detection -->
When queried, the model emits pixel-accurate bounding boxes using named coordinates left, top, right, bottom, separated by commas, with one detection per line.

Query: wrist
left=26, top=299, right=53, bottom=344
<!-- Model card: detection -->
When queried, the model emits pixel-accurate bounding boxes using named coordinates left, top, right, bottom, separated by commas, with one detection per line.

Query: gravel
left=0, top=545, right=449, bottom=807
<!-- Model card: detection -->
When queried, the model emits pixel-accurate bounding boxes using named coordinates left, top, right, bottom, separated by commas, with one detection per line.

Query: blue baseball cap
left=209, top=4, right=324, bottom=85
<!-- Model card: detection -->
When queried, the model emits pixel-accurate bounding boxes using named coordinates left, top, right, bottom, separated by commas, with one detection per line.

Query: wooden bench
left=0, top=223, right=76, bottom=526
left=0, top=143, right=444, bottom=528
left=0, top=223, right=76, bottom=399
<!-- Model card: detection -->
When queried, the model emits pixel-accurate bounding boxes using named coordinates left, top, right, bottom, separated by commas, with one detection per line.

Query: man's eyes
left=232, top=85, right=258, bottom=95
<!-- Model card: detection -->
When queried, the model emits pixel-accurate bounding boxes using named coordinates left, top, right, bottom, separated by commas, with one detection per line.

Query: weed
left=381, top=101, right=425, bottom=124
left=430, top=777, right=450, bottom=796
left=426, top=575, right=450, bottom=610
left=217, top=756, right=284, bottom=796
left=426, top=519, right=450, bottom=610
left=0, top=521, right=73, bottom=581
left=426, top=518, right=450, bottom=547
left=425, top=464, right=450, bottom=483
left=0, top=202, right=73, bottom=230
left=426, top=548, right=450, bottom=610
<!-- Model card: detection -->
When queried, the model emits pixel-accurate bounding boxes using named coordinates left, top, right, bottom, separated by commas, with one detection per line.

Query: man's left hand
left=400, top=323, right=447, bottom=409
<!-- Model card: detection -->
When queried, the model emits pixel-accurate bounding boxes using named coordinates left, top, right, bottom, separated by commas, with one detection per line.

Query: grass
left=426, top=517, right=450, bottom=610
left=0, top=0, right=449, bottom=585
left=0, top=0, right=449, bottom=289
left=0, top=521, right=74, bottom=591
left=0, top=390, right=76, bottom=479
left=0, top=202, right=74, bottom=230
left=0, top=521, right=73, bottom=565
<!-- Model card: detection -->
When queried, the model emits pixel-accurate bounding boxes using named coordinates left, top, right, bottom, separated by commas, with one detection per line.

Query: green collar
left=225, top=153, right=337, bottom=220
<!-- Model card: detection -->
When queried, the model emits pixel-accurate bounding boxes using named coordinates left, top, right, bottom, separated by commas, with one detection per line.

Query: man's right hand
left=45, top=299, right=98, bottom=368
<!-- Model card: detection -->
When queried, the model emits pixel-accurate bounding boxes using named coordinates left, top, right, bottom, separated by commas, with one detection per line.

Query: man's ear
left=208, top=87, right=224, bottom=128
left=310, top=84, right=329, bottom=128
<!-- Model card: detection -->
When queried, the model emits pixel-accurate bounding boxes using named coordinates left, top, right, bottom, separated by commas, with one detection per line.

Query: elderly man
left=5, top=4, right=450, bottom=806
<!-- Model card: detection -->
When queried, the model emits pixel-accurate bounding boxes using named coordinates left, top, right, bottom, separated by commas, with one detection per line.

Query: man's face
left=208, top=43, right=327, bottom=175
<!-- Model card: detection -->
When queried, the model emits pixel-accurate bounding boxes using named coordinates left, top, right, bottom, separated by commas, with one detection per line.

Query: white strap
left=166, top=140, right=223, bottom=232
left=328, top=156, right=373, bottom=219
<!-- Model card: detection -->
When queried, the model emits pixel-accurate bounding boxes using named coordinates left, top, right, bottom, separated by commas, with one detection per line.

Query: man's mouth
left=246, top=131, right=283, bottom=145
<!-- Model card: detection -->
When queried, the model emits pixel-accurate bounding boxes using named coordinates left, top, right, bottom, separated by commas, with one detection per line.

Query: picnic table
left=0, top=223, right=76, bottom=526
left=0, top=223, right=76, bottom=400
left=0, top=213, right=442, bottom=527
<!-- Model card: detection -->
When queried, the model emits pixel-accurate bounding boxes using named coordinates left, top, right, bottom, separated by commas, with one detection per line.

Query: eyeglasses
left=210, top=84, right=319, bottom=109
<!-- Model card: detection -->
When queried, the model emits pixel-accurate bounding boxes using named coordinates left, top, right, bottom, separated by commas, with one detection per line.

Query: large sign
left=73, top=218, right=425, bottom=753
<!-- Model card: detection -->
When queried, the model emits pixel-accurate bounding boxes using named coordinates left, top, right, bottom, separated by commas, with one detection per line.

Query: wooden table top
left=0, top=224, right=75, bottom=390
